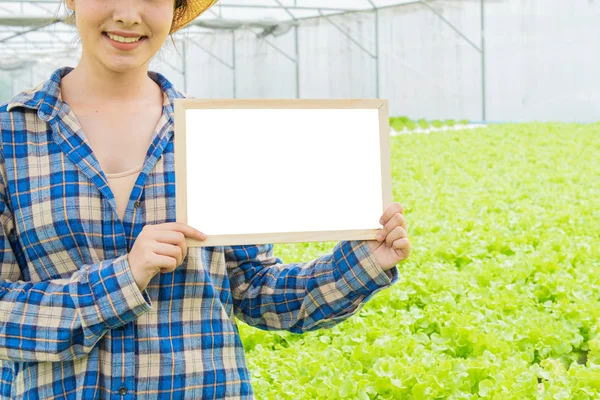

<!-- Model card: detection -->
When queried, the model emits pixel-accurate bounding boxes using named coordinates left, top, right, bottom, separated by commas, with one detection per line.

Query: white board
left=174, top=99, right=392, bottom=247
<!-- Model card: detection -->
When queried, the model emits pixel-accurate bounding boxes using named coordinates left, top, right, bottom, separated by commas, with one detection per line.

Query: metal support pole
left=420, top=1, right=481, bottom=53
left=186, top=35, right=233, bottom=69
left=481, top=0, right=486, bottom=121
left=274, top=0, right=300, bottom=98
left=420, top=0, right=485, bottom=121
left=232, top=29, right=237, bottom=98
left=319, top=10, right=377, bottom=59
left=294, top=0, right=300, bottom=98
left=366, top=0, right=381, bottom=98
left=0, top=21, right=58, bottom=43
left=294, top=25, right=300, bottom=98
left=375, top=8, right=380, bottom=98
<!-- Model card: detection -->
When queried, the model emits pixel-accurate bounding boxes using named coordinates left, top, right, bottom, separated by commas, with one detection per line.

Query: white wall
left=165, top=0, right=599, bottom=122
left=484, top=0, right=600, bottom=122
left=4, top=0, right=599, bottom=122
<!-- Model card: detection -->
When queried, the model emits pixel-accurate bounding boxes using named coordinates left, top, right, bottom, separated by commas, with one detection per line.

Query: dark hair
left=170, top=0, right=187, bottom=53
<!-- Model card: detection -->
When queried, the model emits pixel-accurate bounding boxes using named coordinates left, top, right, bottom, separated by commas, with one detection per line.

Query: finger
left=392, top=238, right=411, bottom=260
left=377, top=213, right=407, bottom=241
left=379, top=203, right=404, bottom=225
left=382, top=213, right=407, bottom=238
left=157, top=231, right=188, bottom=259
left=385, top=226, right=408, bottom=247
left=153, top=254, right=178, bottom=273
left=152, top=222, right=206, bottom=241
left=156, top=230, right=188, bottom=259
left=153, top=242, right=185, bottom=266
left=150, top=230, right=186, bottom=246
left=164, top=231, right=187, bottom=258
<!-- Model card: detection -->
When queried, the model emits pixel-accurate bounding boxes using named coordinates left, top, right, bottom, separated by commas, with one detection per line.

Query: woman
left=0, top=0, right=410, bottom=398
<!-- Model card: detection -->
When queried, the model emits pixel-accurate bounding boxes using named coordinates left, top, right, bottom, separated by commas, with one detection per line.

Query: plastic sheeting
left=1, top=0, right=598, bottom=122
left=0, top=16, right=296, bottom=37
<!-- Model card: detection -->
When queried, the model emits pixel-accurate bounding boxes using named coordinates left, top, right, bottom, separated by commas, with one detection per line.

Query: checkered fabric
left=0, top=66, right=398, bottom=399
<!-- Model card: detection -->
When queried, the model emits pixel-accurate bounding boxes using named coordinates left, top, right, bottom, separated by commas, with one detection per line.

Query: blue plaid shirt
left=0, top=66, right=398, bottom=399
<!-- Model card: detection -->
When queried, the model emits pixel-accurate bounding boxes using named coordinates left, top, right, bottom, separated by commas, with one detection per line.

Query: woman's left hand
left=366, top=202, right=410, bottom=271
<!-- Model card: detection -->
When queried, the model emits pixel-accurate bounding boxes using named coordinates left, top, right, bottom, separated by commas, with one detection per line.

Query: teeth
left=106, top=33, right=142, bottom=43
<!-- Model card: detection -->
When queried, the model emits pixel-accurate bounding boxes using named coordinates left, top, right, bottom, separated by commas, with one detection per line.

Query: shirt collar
left=6, top=66, right=185, bottom=124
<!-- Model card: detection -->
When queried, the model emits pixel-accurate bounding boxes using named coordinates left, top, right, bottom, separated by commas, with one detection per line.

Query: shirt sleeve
left=0, top=167, right=153, bottom=363
left=224, top=240, right=399, bottom=333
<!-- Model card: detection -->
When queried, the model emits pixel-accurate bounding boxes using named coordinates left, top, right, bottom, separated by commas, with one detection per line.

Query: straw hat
left=171, top=0, right=220, bottom=33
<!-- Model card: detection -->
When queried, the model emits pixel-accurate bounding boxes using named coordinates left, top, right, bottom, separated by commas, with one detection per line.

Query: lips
left=103, top=32, right=147, bottom=41
left=102, top=32, right=148, bottom=50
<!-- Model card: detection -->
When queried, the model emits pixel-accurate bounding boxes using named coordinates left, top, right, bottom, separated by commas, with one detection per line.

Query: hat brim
left=171, top=0, right=219, bottom=34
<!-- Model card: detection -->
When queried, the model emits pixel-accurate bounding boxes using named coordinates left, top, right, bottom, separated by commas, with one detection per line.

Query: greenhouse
left=0, top=0, right=598, bottom=399
left=1, top=0, right=598, bottom=121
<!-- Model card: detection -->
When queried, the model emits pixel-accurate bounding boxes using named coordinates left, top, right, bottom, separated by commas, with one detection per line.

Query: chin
left=101, top=59, right=149, bottom=74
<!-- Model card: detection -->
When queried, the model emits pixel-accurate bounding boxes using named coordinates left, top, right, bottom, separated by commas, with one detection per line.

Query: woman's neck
left=61, top=55, right=156, bottom=106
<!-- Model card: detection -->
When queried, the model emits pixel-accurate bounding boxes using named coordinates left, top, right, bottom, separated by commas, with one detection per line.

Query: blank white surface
left=185, top=108, right=382, bottom=235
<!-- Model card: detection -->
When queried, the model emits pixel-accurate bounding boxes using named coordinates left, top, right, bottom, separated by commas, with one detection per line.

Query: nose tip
left=112, top=5, right=143, bottom=26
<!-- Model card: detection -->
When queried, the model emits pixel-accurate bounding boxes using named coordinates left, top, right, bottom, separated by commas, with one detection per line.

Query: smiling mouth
left=103, top=32, right=148, bottom=44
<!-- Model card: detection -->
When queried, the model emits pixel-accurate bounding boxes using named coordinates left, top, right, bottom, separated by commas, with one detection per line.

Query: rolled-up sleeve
left=224, top=240, right=398, bottom=333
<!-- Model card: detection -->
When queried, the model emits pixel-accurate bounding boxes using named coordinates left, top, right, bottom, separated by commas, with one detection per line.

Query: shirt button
left=118, top=386, right=128, bottom=395
left=134, top=200, right=141, bottom=208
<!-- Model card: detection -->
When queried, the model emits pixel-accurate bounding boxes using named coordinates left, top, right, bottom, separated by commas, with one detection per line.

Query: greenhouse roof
left=0, top=0, right=421, bottom=67
left=0, top=0, right=419, bottom=21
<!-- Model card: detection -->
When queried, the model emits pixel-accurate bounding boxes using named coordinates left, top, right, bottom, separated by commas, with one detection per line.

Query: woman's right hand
left=127, top=222, right=207, bottom=291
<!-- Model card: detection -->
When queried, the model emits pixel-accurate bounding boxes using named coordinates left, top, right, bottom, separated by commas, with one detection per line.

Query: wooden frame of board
left=174, top=99, right=392, bottom=247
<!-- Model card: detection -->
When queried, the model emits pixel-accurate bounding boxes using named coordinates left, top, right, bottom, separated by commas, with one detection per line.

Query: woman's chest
left=4, top=127, right=177, bottom=280
left=75, top=105, right=162, bottom=175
